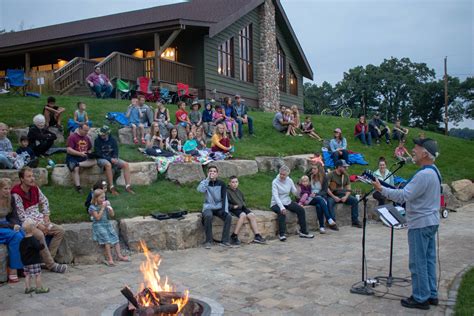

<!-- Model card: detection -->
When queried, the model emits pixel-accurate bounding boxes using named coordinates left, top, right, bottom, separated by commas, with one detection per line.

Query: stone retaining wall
left=0, top=168, right=48, bottom=186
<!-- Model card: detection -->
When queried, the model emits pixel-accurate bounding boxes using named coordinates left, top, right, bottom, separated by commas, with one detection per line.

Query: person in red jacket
left=354, top=114, right=372, bottom=146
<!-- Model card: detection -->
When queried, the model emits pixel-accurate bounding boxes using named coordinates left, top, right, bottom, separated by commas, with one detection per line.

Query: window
left=239, top=24, right=253, bottom=82
left=217, top=37, right=234, bottom=77
left=289, top=66, right=297, bottom=96
left=277, top=43, right=286, bottom=92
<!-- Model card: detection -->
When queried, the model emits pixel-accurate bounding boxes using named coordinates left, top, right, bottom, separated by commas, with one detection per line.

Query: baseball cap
left=413, top=138, right=439, bottom=157
left=99, top=125, right=111, bottom=135
left=335, top=159, right=349, bottom=168
left=334, top=128, right=342, bottom=133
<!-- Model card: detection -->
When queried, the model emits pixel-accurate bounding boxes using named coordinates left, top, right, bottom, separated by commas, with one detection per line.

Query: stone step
left=10, top=127, right=65, bottom=144
left=0, top=168, right=48, bottom=186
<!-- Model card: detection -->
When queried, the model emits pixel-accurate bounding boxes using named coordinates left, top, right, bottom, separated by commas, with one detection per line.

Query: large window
left=289, top=66, right=298, bottom=96
left=217, top=37, right=234, bottom=77
left=277, top=43, right=286, bottom=92
left=239, top=24, right=253, bottom=82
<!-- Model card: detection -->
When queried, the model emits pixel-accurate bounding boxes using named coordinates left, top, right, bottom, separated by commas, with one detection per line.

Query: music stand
left=374, top=204, right=410, bottom=287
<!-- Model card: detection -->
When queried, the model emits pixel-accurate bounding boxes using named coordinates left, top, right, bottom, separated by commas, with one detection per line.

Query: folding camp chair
left=136, top=76, right=160, bottom=102
left=116, top=79, right=131, bottom=99
left=159, top=88, right=174, bottom=104
left=4, top=69, right=31, bottom=96
left=176, top=82, right=197, bottom=105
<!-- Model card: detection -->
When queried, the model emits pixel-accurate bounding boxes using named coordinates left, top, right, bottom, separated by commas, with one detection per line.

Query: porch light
left=290, top=79, right=294, bottom=84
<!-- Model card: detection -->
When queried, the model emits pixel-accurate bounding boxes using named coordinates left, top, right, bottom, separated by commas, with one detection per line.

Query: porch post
left=25, top=52, right=30, bottom=76
left=154, top=33, right=160, bottom=84
left=84, top=43, right=90, bottom=59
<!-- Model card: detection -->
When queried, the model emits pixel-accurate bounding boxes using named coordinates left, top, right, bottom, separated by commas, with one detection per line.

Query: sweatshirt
left=271, top=176, right=298, bottom=210
left=94, top=135, right=119, bottom=161
left=197, top=178, right=228, bottom=212
left=227, top=187, right=246, bottom=209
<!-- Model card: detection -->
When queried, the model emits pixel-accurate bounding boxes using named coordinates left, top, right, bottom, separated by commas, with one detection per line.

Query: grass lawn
left=0, top=94, right=473, bottom=223
left=455, top=267, right=474, bottom=316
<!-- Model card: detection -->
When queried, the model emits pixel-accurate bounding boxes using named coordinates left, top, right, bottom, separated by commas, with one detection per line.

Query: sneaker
left=319, top=227, right=326, bottom=234
left=253, top=235, right=266, bottom=244
left=24, top=287, right=36, bottom=294
left=428, top=297, right=439, bottom=306
left=352, top=222, right=363, bottom=228
left=75, top=186, right=83, bottom=194
left=400, top=296, right=429, bottom=310
left=204, top=242, right=212, bottom=249
left=231, top=234, right=241, bottom=246
left=35, top=287, right=50, bottom=294
left=299, top=232, right=315, bottom=239
left=219, top=241, right=233, bottom=248
left=125, top=185, right=135, bottom=194
left=109, top=186, right=120, bottom=196
left=328, top=223, right=339, bottom=231
left=51, top=263, right=67, bottom=273
left=279, top=235, right=287, bottom=242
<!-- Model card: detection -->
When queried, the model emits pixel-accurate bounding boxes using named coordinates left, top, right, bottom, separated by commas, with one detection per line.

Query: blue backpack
left=106, top=112, right=129, bottom=126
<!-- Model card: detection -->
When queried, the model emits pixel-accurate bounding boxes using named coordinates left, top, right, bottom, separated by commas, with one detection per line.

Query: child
left=394, top=139, right=413, bottom=162
left=189, top=101, right=202, bottom=133
left=183, top=131, right=199, bottom=156
left=175, top=101, right=191, bottom=133
left=43, top=96, right=65, bottom=131
left=126, top=97, right=141, bottom=144
left=392, top=119, right=409, bottom=141
left=301, top=116, right=322, bottom=141
left=165, top=127, right=182, bottom=154
left=153, top=102, right=174, bottom=139
left=88, top=189, right=129, bottom=266
left=212, top=105, right=226, bottom=125
left=0, top=122, right=22, bottom=170
left=283, top=109, right=297, bottom=136
left=297, top=175, right=312, bottom=206
left=195, top=126, right=207, bottom=150
left=84, top=179, right=108, bottom=213
left=307, top=152, right=324, bottom=167
left=74, top=102, right=91, bottom=128
left=16, top=136, right=39, bottom=168
left=202, top=102, right=215, bottom=137
left=20, top=219, right=49, bottom=294
left=227, top=176, right=266, bottom=245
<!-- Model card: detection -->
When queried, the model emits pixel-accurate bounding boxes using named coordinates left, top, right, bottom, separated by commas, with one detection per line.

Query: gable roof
left=0, top=0, right=313, bottom=79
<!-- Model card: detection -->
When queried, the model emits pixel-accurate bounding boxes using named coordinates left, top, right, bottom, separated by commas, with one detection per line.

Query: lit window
left=217, top=37, right=234, bottom=77
left=239, top=24, right=253, bottom=82
left=289, top=66, right=297, bottom=96
left=160, top=48, right=177, bottom=61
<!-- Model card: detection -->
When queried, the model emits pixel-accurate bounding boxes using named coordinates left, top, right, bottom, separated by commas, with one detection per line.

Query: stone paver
left=0, top=205, right=473, bottom=316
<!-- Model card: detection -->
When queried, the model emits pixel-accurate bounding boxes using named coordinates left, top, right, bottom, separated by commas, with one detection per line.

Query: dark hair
left=208, top=165, right=218, bottom=172
left=138, top=95, right=146, bottom=100
left=378, top=156, right=386, bottom=163
left=305, top=116, right=311, bottom=120
left=79, top=122, right=89, bottom=129
left=77, top=101, right=84, bottom=108
left=19, top=166, right=33, bottom=179
left=93, top=179, right=107, bottom=190
left=229, top=175, right=238, bottom=181
left=19, top=135, right=28, bottom=143
left=47, top=96, right=56, bottom=103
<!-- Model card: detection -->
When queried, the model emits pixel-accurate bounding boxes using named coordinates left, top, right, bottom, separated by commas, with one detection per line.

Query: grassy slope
left=0, top=94, right=473, bottom=223
left=455, top=267, right=474, bottom=316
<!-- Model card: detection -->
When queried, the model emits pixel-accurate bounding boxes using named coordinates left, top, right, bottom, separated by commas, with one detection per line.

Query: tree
left=303, top=81, right=335, bottom=114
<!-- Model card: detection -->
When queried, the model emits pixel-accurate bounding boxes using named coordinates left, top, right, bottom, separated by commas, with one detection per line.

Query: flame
left=137, top=241, right=189, bottom=312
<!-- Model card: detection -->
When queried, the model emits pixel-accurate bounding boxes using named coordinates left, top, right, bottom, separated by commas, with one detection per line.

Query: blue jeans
left=408, top=225, right=438, bottom=302
left=236, top=116, right=254, bottom=138
left=355, top=132, right=372, bottom=146
left=309, top=196, right=334, bottom=228
left=327, top=195, right=359, bottom=224
left=331, top=150, right=349, bottom=164
left=0, top=154, right=13, bottom=169
left=0, top=227, right=24, bottom=269
left=91, top=84, right=113, bottom=99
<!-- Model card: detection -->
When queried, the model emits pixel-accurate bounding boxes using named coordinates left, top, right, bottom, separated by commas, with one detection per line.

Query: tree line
left=304, top=57, right=474, bottom=132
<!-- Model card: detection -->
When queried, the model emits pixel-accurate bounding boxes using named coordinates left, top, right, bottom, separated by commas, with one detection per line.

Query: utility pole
left=444, top=56, right=448, bottom=135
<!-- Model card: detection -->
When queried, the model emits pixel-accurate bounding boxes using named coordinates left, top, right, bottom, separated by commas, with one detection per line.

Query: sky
left=1, top=0, right=473, bottom=126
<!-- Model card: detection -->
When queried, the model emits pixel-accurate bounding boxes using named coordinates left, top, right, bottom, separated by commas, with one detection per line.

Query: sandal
left=141, top=138, right=146, bottom=145
left=24, top=287, right=36, bottom=294
left=118, top=256, right=131, bottom=262
left=133, top=138, right=139, bottom=144
left=8, top=275, right=19, bottom=283
left=35, top=287, right=50, bottom=294
left=103, top=260, right=116, bottom=267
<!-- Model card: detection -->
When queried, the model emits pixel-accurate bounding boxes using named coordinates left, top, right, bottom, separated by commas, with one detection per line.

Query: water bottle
left=47, top=159, right=56, bottom=168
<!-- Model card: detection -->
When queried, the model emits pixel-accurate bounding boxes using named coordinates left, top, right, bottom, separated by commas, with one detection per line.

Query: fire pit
left=113, top=297, right=211, bottom=316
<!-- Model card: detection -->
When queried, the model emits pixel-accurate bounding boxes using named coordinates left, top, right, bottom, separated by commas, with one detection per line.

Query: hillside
left=0, top=94, right=472, bottom=222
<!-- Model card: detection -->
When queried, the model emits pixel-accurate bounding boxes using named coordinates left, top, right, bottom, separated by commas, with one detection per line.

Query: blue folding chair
left=159, top=88, right=173, bottom=104
left=5, top=69, right=31, bottom=96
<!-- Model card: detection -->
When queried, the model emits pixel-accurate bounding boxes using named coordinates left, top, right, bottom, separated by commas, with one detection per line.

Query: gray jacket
left=197, top=178, right=228, bottom=212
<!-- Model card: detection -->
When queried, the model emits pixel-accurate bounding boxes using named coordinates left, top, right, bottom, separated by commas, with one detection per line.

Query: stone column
left=257, top=0, right=280, bottom=112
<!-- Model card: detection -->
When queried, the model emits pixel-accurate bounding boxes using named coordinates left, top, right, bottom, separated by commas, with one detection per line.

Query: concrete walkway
left=1, top=204, right=473, bottom=316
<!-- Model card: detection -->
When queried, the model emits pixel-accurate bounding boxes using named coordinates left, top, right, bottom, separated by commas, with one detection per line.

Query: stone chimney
left=257, top=0, right=280, bottom=112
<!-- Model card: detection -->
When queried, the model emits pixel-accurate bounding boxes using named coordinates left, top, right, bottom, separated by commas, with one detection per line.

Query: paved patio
left=1, top=204, right=473, bottom=316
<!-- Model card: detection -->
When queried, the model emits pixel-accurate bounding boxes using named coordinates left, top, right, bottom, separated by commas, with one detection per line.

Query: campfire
left=121, top=241, right=189, bottom=315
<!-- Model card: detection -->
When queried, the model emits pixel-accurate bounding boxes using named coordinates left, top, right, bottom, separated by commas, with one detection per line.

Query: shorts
left=97, top=158, right=125, bottom=171
left=24, top=264, right=42, bottom=276
left=66, top=155, right=87, bottom=171
left=230, top=206, right=252, bottom=218
left=179, top=122, right=189, bottom=127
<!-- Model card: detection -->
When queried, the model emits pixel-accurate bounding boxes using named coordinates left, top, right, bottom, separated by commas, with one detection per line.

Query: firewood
left=137, top=304, right=179, bottom=315
left=120, top=286, right=139, bottom=309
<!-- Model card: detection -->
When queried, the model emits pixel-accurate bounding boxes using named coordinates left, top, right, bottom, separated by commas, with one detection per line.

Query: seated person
left=189, top=101, right=202, bottom=132
left=27, top=114, right=57, bottom=157
left=0, top=122, right=18, bottom=169
left=372, top=157, right=395, bottom=206
left=94, top=125, right=135, bottom=195
left=43, top=96, right=65, bottom=131
left=175, top=101, right=191, bottom=134
left=270, top=165, right=314, bottom=241
left=227, top=176, right=266, bottom=245
left=301, top=116, right=322, bottom=141
left=211, top=124, right=232, bottom=155
left=86, top=66, right=113, bottom=99
left=16, top=136, right=39, bottom=168
left=65, top=123, right=97, bottom=193
left=327, top=159, right=361, bottom=228
left=202, top=102, right=215, bottom=137
left=153, top=101, right=175, bottom=139
left=197, top=165, right=232, bottom=249
left=307, top=152, right=324, bottom=167
left=392, top=119, right=409, bottom=141
left=233, top=94, right=254, bottom=138
left=223, top=97, right=238, bottom=140
left=283, top=109, right=298, bottom=136
left=69, top=102, right=91, bottom=132
left=369, top=112, right=390, bottom=144
left=183, top=131, right=200, bottom=156
left=329, top=128, right=349, bottom=163
left=272, top=106, right=291, bottom=133
left=165, top=127, right=182, bottom=154
left=394, top=139, right=413, bottom=162
left=354, top=114, right=371, bottom=146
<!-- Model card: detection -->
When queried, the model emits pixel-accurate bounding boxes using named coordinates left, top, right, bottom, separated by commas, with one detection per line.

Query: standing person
left=11, top=167, right=67, bottom=273
left=372, top=157, right=395, bottom=206
left=373, top=138, right=441, bottom=310
left=369, top=112, right=390, bottom=145
left=66, top=123, right=97, bottom=193
left=227, top=176, right=266, bottom=245
left=197, top=166, right=232, bottom=249
left=86, top=66, right=113, bottom=99
left=233, top=95, right=254, bottom=138
left=88, top=189, right=130, bottom=266
left=271, top=165, right=314, bottom=241
left=27, top=114, right=57, bottom=157
left=326, top=160, right=361, bottom=228
left=0, top=178, right=24, bottom=283
left=354, top=114, right=372, bottom=146
left=329, top=128, right=349, bottom=164
left=43, top=96, right=65, bottom=131
left=94, top=125, right=135, bottom=195
left=20, top=219, right=49, bottom=294
left=392, top=119, right=409, bottom=141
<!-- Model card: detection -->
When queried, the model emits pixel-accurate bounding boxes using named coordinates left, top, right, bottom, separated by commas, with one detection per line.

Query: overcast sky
left=1, top=0, right=473, bottom=126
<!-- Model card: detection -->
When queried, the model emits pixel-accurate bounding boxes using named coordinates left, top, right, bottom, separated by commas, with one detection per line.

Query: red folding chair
left=136, top=76, right=159, bottom=102
left=176, top=82, right=197, bottom=105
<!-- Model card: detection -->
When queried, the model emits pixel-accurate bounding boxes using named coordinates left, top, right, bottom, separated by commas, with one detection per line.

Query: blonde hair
left=91, top=189, right=105, bottom=206
left=300, top=175, right=310, bottom=185
left=311, top=162, right=326, bottom=184
left=0, top=122, right=7, bottom=129
left=215, top=123, right=227, bottom=138
left=0, top=178, right=12, bottom=211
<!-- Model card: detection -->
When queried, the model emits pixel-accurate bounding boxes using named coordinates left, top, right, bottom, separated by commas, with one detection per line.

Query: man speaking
left=373, top=138, right=441, bottom=310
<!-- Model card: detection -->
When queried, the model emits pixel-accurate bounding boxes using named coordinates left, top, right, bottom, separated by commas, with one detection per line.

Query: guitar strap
left=406, top=165, right=442, bottom=193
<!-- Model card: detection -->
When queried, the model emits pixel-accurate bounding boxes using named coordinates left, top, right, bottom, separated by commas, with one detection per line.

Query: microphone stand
left=350, top=161, right=405, bottom=296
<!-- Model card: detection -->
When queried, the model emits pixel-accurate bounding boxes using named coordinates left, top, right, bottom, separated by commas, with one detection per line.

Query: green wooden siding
left=203, top=9, right=260, bottom=105
left=276, top=24, right=304, bottom=108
